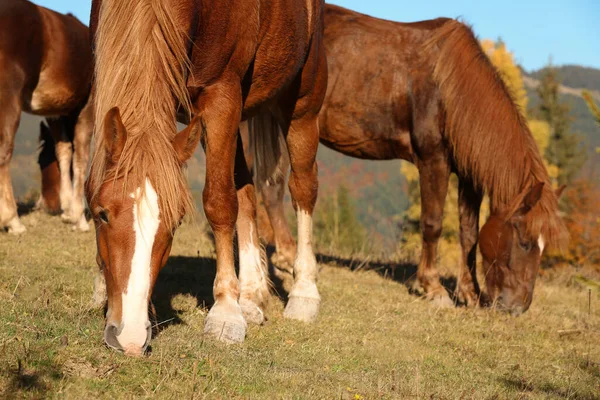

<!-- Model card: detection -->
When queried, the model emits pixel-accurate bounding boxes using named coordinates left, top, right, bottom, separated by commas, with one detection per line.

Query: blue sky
left=35, top=0, right=599, bottom=72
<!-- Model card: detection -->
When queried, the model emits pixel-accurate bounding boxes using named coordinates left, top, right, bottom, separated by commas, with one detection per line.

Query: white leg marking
left=239, top=225, right=266, bottom=295
left=238, top=224, right=267, bottom=324
left=283, top=209, right=320, bottom=321
left=294, top=210, right=319, bottom=296
left=55, top=141, right=73, bottom=213
left=117, top=179, right=160, bottom=349
left=538, top=235, right=545, bottom=256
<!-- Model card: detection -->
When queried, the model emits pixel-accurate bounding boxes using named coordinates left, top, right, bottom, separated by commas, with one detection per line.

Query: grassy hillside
left=1, top=212, right=599, bottom=398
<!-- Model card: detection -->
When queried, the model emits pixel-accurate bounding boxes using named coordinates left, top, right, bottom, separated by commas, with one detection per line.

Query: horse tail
left=248, top=113, right=290, bottom=191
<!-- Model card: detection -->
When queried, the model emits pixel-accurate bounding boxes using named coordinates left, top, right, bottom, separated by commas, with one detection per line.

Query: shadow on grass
left=151, top=255, right=216, bottom=335
left=150, top=245, right=463, bottom=336
left=500, top=377, right=597, bottom=400
left=17, top=201, right=38, bottom=217
left=314, top=252, right=460, bottom=303
left=1, top=359, right=62, bottom=398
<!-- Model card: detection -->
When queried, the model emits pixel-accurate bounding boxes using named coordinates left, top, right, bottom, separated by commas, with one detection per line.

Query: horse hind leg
left=248, top=117, right=296, bottom=274
left=260, top=149, right=296, bottom=275
left=234, top=133, right=270, bottom=325
left=0, top=80, right=25, bottom=234
left=46, top=118, right=74, bottom=218
left=37, top=121, right=62, bottom=214
left=70, top=102, right=93, bottom=231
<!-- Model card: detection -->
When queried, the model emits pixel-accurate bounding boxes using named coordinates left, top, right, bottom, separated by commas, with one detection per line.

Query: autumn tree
left=582, top=90, right=600, bottom=154
left=535, top=66, right=586, bottom=184
left=313, top=184, right=368, bottom=255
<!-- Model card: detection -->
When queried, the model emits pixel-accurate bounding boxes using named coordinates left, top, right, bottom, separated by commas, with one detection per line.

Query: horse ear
left=511, top=182, right=544, bottom=219
left=555, top=184, right=566, bottom=199
left=103, top=107, right=127, bottom=164
left=173, top=116, right=202, bottom=163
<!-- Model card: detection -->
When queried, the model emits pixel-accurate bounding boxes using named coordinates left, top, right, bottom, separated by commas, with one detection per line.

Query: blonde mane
left=89, top=0, right=193, bottom=229
left=427, top=20, right=568, bottom=250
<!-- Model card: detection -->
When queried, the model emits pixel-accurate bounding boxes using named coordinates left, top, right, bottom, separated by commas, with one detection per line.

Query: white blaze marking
left=117, top=179, right=160, bottom=348
left=538, top=236, right=545, bottom=255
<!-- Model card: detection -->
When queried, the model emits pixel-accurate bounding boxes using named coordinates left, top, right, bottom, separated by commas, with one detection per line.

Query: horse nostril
left=104, top=322, right=124, bottom=352
left=510, top=306, right=524, bottom=317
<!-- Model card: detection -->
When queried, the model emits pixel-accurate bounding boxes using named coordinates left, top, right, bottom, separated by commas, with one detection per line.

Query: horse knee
left=0, top=142, right=13, bottom=166
left=203, top=186, right=237, bottom=229
left=421, top=217, right=442, bottom=243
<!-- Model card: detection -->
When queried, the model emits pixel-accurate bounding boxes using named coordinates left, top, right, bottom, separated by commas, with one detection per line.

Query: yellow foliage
left=481, top=39, right=528, bottom=112
left=400, top=161, right=419, bottom=182
left=528, top=119, right=550, bottom=154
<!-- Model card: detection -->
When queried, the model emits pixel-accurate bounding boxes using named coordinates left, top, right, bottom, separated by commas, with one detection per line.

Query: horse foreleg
left=0, top=82, right=25, bottom=234
left=200, top=79, right=247, bottom=343
left=234, top=133, right=271, bottom=325
left=416, top=157, right=452, bottom=307
left=457, top=177, right=483, bottom=307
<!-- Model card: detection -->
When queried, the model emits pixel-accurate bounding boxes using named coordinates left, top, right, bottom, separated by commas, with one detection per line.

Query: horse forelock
left=90, top=0, right=194, bottom=230
left=426, top=19, right=568, bottom=251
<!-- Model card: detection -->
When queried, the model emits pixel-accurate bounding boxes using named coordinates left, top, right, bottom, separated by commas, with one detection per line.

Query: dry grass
left=1, top=210, right=599, bottom=399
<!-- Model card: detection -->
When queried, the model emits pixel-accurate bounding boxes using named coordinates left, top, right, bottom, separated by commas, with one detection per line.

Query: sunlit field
left=0, top=210, right=598, bottom=398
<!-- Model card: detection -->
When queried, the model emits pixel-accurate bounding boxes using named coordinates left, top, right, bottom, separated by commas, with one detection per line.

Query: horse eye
left=519, top=240, right=532, bottom=252
left=98, top=210, right=109, bottom=224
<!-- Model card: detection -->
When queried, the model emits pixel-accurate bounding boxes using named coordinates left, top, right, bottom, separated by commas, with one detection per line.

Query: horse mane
left=89, top=0, right=193, bottom=229
left=426, top=20, right=568, bottom=250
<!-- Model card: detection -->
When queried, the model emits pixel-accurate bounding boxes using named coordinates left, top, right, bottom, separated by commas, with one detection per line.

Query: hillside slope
left=0, top=212, right=598, bottom=398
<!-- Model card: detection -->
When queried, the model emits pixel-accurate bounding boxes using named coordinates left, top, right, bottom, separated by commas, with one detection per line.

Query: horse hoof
left=73, top=215, right=90, bottom=232
left=203, top=301, right=247, bottom=344
left=7, top=218, right=26, bottom=234
left=239, top=299, right=265, bottom=325
left=429, top=292, right=454, bottom=308
left=283, top=296, right=320, bottom=322
left=457, top=288, right=479, bottom=308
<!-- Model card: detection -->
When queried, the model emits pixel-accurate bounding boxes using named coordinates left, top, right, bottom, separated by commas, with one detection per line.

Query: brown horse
left=87, top=0, right=327, bottom=354
left=253, top=5, right=568, bottom=315
left=0, top=0, right=93, bottom=233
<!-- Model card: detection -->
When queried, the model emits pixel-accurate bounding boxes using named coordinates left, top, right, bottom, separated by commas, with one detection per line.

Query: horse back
left=186, top=0, right=324, bottom=115
left=317, top=4, right=448, bottom=160
left=0, top=0, right=92, bottom=115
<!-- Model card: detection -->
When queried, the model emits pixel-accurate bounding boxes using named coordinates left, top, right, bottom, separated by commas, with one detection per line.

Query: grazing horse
left=87, top=0, right=327, bottom=354
left=0, top=0, right=93, bottom=232
left=252, top=5, right=568, bottom=314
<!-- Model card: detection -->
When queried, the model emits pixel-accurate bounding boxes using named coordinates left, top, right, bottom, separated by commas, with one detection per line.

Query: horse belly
left=26, top=68, right=79, bottom=116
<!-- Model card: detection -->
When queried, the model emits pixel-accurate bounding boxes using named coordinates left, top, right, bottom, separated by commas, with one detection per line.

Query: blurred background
left=13, top=0, right=600, bottom=268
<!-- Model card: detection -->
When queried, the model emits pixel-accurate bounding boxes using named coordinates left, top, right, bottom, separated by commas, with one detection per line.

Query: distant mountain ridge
left=525, top=65, right=600, bottom=94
